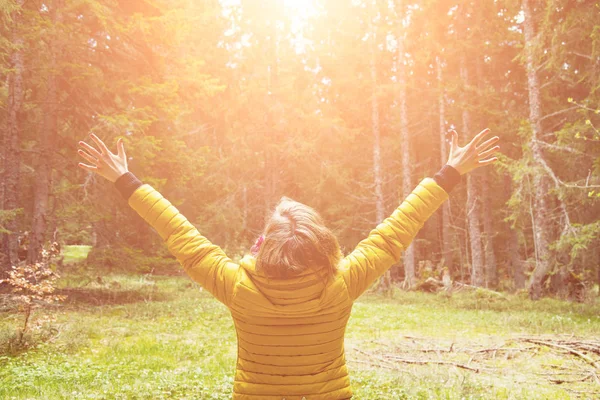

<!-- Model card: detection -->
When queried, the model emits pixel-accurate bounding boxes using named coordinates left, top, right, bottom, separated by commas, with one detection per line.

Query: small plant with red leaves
left=0, top=242, right=66, bottom=345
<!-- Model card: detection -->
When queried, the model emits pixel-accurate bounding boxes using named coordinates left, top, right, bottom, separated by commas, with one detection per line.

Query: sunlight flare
left=283, top=0, right=317, bottom=18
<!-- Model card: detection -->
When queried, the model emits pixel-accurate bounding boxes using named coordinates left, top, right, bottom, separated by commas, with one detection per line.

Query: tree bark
left=481, top=169, right=498, bottom=288
left=505, top=176, right=526, bottom=290
left=261, top=17, right=281, bottom=214
left=460, top=57, right=485, bottom=287
left=370, top=35, right=384, bottom=225
left=29, top=0, right=63, bottom=263
left=436, top=56, right=454, bottom=277
left=509, top=227, right=526, bottom=290
left=397, top=2, right=415, bottom=289
left=522, top=0, right=553, bottom=300
left=2, top=0, right=26, bottom=272
left=369, top=18, right=388, bottom=290
left=241, top=184, right=248, bottom=233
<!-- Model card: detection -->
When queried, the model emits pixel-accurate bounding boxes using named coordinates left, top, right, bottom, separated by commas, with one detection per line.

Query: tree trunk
left=522, top=0, right=553, bottom=300
left=370, top=36, right=384, bottom=225
left=2, top=0, right=26, bottom=272
left=509, top=227, right=526, bottom=290
left=505, top=176, right=526, bottom=290
left=460, top=57, right=485, bottom=287
left=472, top=44, right=497, bottom=289
left=264, top=17, right=281, bottom=212
left=481, top=169, right=497, bottom=288
left=370, top=19, right=388, bottom=290
left=264, top=22, right=273, bottom=213
left=397, top=4, right=415, bottom=289
left=241, top=184, right=248, bottom=233
left=29, top=1, right=63, bottom=263
left=436, top=56, right=454, bottom=277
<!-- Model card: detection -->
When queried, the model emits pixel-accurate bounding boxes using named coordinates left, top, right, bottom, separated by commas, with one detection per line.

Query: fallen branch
left=383, top=355, right=481, bottom=373
left=347, top=358, right=414, bottom=375
left=468, top=346, right=538, bottom=354
left=543, top=363, right=590, bottom=372
left=548, top=374, right=594, bottom=384
left=353, top=347, right=482, bottom=373
left=521, top=339, right=600, bottom=370
left=533, top=371, right=587, bottom=377
left=352, top=348, right=412, bottom=371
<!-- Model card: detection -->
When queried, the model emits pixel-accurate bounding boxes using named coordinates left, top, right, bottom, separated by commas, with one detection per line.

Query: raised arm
left=339, top=128, right=500, bottom=301
left=77, top=134, right=239, bottom=306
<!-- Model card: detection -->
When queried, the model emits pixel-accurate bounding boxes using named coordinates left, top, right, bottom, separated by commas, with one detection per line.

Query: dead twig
left=383, top=355, right=481, bottom=373
left=548, top=374, right=594, bottom=384
left=520, top=338, right=600, bottom=370
left=347, top=358, right=415, bottom=376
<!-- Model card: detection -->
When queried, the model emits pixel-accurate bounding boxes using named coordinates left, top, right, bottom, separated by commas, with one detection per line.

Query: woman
left=78, top=128, right=499, bottom=399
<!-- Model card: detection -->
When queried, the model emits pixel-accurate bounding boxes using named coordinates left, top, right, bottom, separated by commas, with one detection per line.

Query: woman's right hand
left=446, top=128, right=500, bottom=175
left=78, top=134, right=129, bottom=183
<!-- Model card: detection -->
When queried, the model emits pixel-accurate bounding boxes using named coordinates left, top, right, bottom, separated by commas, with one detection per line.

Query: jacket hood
left=237, top=254, right=332, bottom=310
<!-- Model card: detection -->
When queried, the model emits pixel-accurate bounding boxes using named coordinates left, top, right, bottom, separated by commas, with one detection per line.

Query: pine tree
left=1, top=0, right=25, bottom=271
left=29, top=0, right=64, bottom=263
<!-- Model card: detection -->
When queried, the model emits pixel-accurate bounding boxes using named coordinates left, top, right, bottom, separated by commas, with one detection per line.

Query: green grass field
left=1, top=246, right=599, bottom=399
left=61, top=245, right=93, bottom=265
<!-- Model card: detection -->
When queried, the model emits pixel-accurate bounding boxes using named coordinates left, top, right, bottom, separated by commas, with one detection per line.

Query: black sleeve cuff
left=115, top=172, right=143, bottom=200
left=433, top=164, right=461, bottom=194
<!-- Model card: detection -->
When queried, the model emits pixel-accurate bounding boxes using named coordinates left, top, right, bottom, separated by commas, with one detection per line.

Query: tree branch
left=533, top=139, right=587, bottom=156
left=568, top=51, right=592, bottom=60
left=536, top=147, right=600, bottom=189
left=534, top=155, right=576, bottom=235
left=539, top=106, right=579, bottom=122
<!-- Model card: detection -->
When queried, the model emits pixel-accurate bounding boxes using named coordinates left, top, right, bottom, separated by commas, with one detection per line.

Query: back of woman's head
left=255, top=196, right=342, bottom=279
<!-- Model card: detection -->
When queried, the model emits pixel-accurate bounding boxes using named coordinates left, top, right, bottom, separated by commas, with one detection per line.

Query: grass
left=1, top=246, right=599, bottom=399
left=61, top=245, right=92, bottom=265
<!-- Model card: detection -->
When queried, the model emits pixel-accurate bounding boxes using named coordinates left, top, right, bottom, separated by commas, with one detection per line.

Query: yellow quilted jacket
left=127, top=177, right=449, bottom=399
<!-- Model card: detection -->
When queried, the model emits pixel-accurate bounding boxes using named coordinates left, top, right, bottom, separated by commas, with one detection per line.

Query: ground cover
left=1, top=246, right=598, bottom=399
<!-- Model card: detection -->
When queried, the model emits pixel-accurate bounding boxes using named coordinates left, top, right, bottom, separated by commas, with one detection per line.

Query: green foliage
left=551, top=222, right=600, bottom=263
left=1, top=0, right=599, bottom=297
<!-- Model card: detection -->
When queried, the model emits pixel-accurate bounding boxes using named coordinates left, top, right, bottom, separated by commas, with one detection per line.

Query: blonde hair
left=255, top=196, right=342, bottom=279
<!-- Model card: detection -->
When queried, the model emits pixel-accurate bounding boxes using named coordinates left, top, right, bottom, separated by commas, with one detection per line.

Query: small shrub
left=0, top=242, right=65, bottom=353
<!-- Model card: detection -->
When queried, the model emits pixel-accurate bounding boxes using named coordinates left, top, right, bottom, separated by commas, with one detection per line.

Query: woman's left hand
left=78, top=134, right=129, bottom=183
left=446, top=128, right=500, bottom=175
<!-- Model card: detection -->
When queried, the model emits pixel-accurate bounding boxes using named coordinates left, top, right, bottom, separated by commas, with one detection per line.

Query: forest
left=1, top=0, right=600, bottom=398
left=2, top=0, right=598, bottom=298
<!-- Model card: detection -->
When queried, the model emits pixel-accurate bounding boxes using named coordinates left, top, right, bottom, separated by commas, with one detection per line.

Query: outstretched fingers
left=449, top=130, right=458, bottom=152
left=90, top=133, right=111, bottom=155
left=478, top=157, right=498, bottom=165
left=478, top=145, right=500, bottom=160
left=79, top=140, right=102, bottom=159
left=476, top=135, right=499, bottom=151
left=78, top=162, right=97, bottom=172
left=117, top=138, right=126, bottom=159
left=470, top=128, right=491, bottom=147
left=78, top=149, right=98, bottom=165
